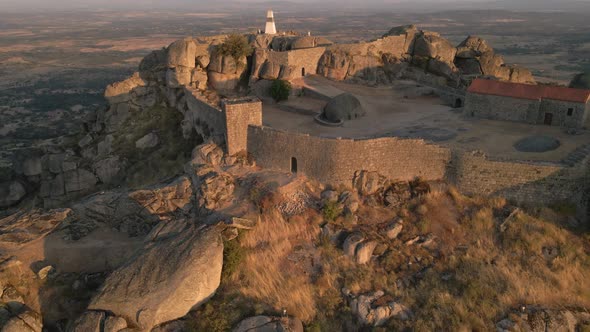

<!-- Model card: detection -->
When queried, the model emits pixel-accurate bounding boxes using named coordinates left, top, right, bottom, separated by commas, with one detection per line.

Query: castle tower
left=265, top=9, right=277, bottom=35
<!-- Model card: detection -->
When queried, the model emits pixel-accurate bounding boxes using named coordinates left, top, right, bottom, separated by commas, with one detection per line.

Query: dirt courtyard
left=262, top=76, right=590, bottom=163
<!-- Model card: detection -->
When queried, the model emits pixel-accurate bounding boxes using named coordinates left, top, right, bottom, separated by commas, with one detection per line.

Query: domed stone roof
left=323, top=93, right=366, bottom=122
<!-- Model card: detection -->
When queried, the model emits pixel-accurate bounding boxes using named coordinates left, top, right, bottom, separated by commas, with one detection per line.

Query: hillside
left=0, top=26, right=589, bottom=332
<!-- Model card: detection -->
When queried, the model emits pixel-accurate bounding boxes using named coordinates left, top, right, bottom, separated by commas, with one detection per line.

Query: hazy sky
left=2, top=0, right=590, bottom=12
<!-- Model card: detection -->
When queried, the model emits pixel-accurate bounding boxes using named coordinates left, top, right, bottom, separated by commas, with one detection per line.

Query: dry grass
left=203, top=178, right=589, bottom=330
left=400, top=197, right=590, bottom=330
left=232, top=208, right=321, bottom=322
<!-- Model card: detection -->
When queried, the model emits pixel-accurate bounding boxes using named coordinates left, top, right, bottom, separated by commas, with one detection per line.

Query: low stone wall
left=247, top=126, right=451, bottom=185
left=450, top=152, right=588, bottom=205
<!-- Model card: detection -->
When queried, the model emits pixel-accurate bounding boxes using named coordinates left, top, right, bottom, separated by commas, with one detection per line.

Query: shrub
left=222, top=237, right=244, bottom=281
left=322, top=201, right=341, bottom=222
left=270, top=79, right=291, bottom=102
left=216, top=34, right=253, bottom=62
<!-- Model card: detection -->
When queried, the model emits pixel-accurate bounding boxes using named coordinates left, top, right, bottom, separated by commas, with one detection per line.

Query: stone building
left=464, top=79, right=590, bottom=128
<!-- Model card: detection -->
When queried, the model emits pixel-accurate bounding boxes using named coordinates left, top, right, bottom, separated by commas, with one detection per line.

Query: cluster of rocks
left=496, top=307, right=590, bottom=332
left=1, top=146, right=99, bottom=209
left=233, top=315, right=304, bottom=332
left=454, top=36, right=534, bottom=83
left=346, top=290, right=412, bottom=327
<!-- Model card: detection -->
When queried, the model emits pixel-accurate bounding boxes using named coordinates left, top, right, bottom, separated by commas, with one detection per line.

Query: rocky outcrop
left=570, top=72, right=590, bottom=89
left=194, top=167, right=235, bottom=212
left=128, top=176, right=193, bottom=216
left=104, top=72, right=147, bottom=105
left=413, top=32, right=457, bottom=64
left=233, top=316, right=304, bottom=332
left=385, top=219, right=403, bottom=239
left=208, top=51, right=248, bottom=93
left=353, top=170, right=389, bottom=196
left=0, top=181, right=26, bottom=208
left=190, top=141, right=225, bottom=167
left=135, top=132, right=159, bottom=150
left=0, top=209, right=70, bottom=246
left=63, top=191, right=159, bottom=240
left=166, top=38, right=198, bottom=68
left=318, top=49, right=351, bottom=81
left=2, top=308, right=43, bottom=332
left=88, top=224, right=223, bottom=331
left=454, top=35, right=534, bottom=84
left=349, top=290, right=411, bottom=327
left=496, top=308, right=590, bottom=332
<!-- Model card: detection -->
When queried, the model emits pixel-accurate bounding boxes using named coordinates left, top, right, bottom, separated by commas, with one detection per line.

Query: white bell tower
left=265, top=9, right=277, bottom=35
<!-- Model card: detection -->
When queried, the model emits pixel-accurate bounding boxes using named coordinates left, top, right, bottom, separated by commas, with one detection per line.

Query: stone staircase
left=561, top=143, right=590, bottom=166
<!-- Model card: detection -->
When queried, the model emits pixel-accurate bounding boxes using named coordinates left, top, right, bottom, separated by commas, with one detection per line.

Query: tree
left=216, top=34, right=253, bottom=63
left=270, top=80, right=291, bottom=102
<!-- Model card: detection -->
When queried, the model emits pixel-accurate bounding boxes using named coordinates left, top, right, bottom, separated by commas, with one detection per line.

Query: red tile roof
left=467, top=79, right=590, bottom=103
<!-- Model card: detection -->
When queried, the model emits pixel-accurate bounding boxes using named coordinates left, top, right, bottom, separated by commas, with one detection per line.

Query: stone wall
left=247, top=126, right=451, bottom=185
left=287, top=48, right=327, bottom=77
left=222, top=97, right=263, bottom=155
left=464, top=92, right=540, bottom=124
left=327, top=35, right=412, bottom=58
left=450, top=152, right=588, bottom=204
left=181, top=87, right=226, bottom=144
left=465, top=92, right=588, bottom=128
left=251, top=47, right=326, bottom=81
left=247, top=125, right=589, bottom=208
left=539, top=99, right=586, bottom=128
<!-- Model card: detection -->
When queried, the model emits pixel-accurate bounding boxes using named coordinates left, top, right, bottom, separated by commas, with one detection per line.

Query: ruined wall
left=223, top=97, right=262, bottom=155
left=451, top=152, right=588, bottom=204
left=464, top=93, right=540, bottom=123
left=247, top=126, right=451, bottom=185
left=181, top=86, right=226, bottom=144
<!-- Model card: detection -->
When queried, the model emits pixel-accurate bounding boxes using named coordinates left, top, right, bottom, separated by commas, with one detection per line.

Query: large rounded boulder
left=323, top=93, right=366, bottom=122
left=570, top=72, right=590, bottom=89
left=166, top=38, right=197, bottom=68
left=413, top=32, right=456, bottom=63
left=87, top=224, right=223, bottom=331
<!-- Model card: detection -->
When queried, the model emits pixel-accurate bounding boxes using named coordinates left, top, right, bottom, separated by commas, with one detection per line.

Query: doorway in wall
left=454, top=98, right=463, bottom=108
left=291, top=157, right=298, bottom=173
left=544, top=113, right=553, bottom=125
left=301, top=67, right=306, bottom=77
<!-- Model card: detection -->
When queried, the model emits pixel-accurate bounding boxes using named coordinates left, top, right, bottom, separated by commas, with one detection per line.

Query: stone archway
left=454, top=98, right=463, bottom=108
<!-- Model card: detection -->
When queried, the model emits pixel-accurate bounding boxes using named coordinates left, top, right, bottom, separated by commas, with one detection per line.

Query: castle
left=94, top=12, right=590, bottom=220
